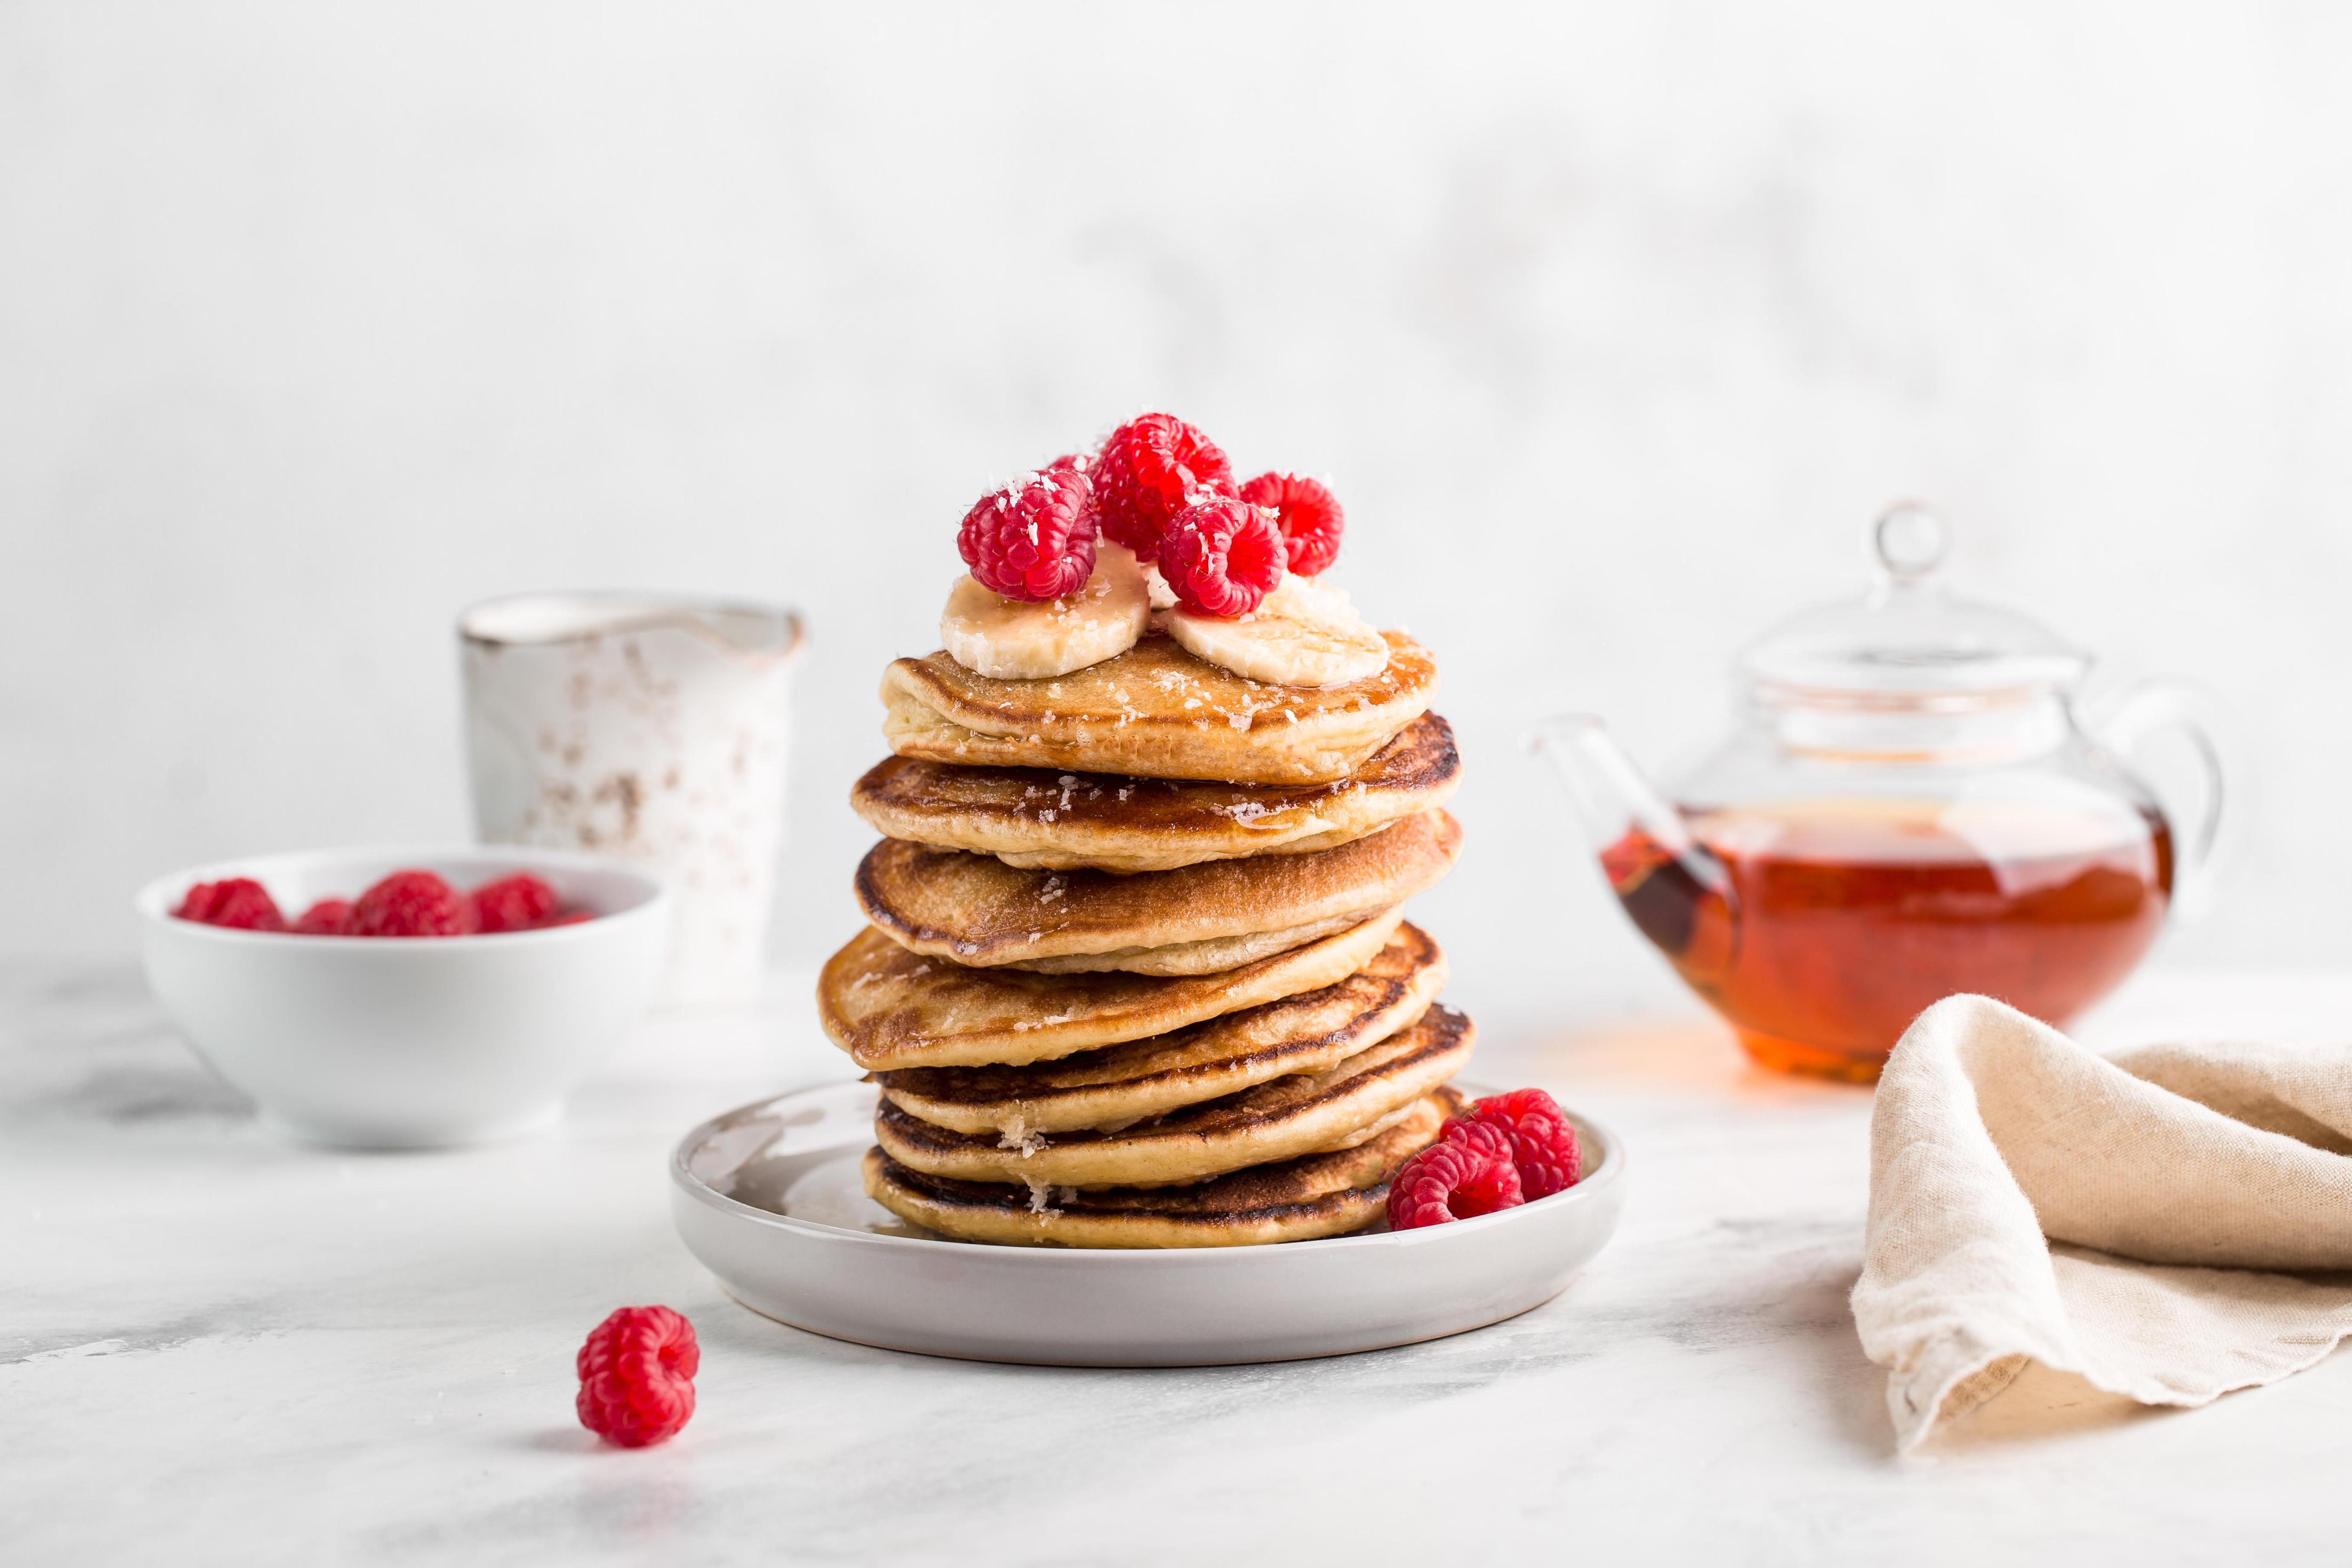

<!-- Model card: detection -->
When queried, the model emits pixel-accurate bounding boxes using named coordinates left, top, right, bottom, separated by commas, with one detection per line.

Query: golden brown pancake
left=989, top=916, right=1376, bottom=978
left=874, top=922, right=1447, bottom=1134
left=854, top=809, right=1460, bottom=975
left=862, top=1088, right=1462, bottom=1248
left=873, top=1004, right=1473, bottom=1187
left=849, top=713, right=1462, bottom=874
left=880, top=630, right=1437, bottom=786
left=818, top=910, right=1404, bottom=1070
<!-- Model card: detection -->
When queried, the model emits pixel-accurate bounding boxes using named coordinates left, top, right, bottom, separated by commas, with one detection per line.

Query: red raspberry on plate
left=958, top=467, right=1099, bottom=602
left=1464, top=1087, right=1582, bottom=1199
left=292, top=898, right=352, bottom=935
left=1386, top=1120, right=1524, bottom=1230
left=577, top=1305, right=699, bottom=1448
left=471, top=873, right=560, bottom=934
left=345, top=870, right=477, bottom=938
left=1237, top=472, right=1344, bottom=577
left=173, top=878, right=287, bottom=931
left=1159, top=496, right=1286, bottom=618
left=1091, top=413, right=1233, bottom=562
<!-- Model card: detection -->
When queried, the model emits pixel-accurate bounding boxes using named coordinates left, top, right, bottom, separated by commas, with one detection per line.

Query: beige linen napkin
left=1851, top=993, right=2352, bottom=1451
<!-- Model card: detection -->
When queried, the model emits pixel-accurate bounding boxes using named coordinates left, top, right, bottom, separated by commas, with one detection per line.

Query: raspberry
left=576, top=1305, right=699, bottom=1448
left=292, top=898, right=352, bottom=935
left=471, top=873, right=560, bottom=934
left=1091, top=413, right=1233, bottom=562
left=958, top=467, right=1099, bottom=602
left=345, top=870, right=477, bottom=938
left=544, top=909, right=596, bottom=927
left=1386, top=1120, right=1524, bottom=1230
left=1237, top=472, right=1344, bottom=577
left=173, top=879, right=286, bottom=931
left=1464, top=1087, right=1583, bottom=1199
left=1159, top=496, right=1286, bottom=617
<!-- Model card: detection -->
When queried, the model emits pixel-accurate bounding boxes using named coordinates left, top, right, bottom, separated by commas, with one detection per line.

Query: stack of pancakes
left=820, top=628, right=1471, bottom=1247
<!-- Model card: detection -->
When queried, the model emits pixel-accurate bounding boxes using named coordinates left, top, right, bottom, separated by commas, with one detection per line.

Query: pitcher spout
left=1529, top=714, right=1739, bottom=987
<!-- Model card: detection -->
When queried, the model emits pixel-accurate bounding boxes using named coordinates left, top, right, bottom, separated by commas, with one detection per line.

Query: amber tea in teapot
left=1540, top=505, right=2222, bottom=1082
left=1600, top=798, right=2173, bottom=1080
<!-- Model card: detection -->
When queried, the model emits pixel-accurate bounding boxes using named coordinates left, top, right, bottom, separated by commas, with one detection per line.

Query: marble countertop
left=7, top=960, right=2349, bottom=1566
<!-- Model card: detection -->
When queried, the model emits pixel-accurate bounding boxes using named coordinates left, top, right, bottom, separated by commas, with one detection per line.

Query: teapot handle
left=2085, top=678, right=2229, bottom=920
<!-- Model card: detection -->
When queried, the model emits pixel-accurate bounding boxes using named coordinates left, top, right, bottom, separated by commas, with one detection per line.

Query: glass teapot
left=1533, top=504, right=2225, bottom=1083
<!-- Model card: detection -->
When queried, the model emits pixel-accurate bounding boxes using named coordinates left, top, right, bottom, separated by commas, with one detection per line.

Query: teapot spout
left=1528, top=713, right=1696, bottom=857
left=1529, top=714, right=1738, bottom=984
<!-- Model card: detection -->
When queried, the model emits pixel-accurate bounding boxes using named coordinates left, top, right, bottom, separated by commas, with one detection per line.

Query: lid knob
left=1872, top=502, right=1948, bottom=586
left=1740, top=500, right=2089, bottom=697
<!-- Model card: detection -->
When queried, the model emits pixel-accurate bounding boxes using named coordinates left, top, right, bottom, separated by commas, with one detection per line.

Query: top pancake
left=850, top=713, right=1461, bottom=875
left=855, top=808, right=1461, bottom=974
left=881, top=629, right=1438, bottom=786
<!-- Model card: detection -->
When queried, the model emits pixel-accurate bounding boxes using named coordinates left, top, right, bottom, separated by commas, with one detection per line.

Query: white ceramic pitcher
left=459, top=593, right=804, bottom=1010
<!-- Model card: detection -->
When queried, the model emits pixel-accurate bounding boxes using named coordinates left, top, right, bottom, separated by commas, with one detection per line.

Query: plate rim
left=668, top=1077, right=1628, bottom=1262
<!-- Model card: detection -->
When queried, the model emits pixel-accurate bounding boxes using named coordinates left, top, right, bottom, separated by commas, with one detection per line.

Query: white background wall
left=6, top=2, right=2347, bottom=1022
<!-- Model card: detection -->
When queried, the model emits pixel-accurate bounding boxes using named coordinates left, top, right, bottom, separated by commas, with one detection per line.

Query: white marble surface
left=8, top=960, right=2349, bottom=1565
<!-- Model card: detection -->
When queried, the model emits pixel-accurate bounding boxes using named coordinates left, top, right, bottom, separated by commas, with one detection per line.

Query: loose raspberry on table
left=292, top=898, right=352, bottom=935
left=1386, top=1120, right=1524, bottom=1230
left=576, top=1305, right=699, bottom=1448
left=1091, top=413, right=1233, bottom=562
left=471, top=873, right=560, bottom=934
left=1237, top=472, right=1344, bottom=577
left=173, top=879, right=287, bottom=931
left=1464, top=1087, right=1582, bottom=1199
left=958, top=467, right=1099, bottom=602
left=1159, top=496, right=1286, bottom=618
left=345, top=870, right=477, bottom=938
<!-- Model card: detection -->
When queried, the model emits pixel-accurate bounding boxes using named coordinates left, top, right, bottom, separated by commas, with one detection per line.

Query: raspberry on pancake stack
left=820, top=412, right=1474, bottom=1247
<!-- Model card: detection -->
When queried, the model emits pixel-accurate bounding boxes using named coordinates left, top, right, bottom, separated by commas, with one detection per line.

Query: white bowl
left=671, top=1081, right=1628, bottom=1366
left=136, top=846, right=671, bottom=1149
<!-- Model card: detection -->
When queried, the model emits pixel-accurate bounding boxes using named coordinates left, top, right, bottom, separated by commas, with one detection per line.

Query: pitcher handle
left=2086, top=678, right=2229, bottom=920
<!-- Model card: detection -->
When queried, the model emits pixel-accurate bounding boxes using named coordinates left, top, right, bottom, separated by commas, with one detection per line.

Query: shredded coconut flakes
left=998, top=1117, right=1049, bottom=1157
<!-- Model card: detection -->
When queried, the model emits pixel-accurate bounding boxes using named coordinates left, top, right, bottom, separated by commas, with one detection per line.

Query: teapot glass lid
left=1739, top=504, right=2089, bottom=698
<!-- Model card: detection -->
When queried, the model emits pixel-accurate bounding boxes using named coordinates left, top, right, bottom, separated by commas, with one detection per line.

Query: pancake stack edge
left=820, top=631, right=1469, bottom=1248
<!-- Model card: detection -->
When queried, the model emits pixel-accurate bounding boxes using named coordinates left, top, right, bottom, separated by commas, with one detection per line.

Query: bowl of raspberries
left=136, top=847, right=671, bottom=1148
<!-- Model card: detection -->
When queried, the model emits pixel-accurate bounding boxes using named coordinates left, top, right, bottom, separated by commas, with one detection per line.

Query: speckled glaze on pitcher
left=459, top=593, right=804, bottom=1010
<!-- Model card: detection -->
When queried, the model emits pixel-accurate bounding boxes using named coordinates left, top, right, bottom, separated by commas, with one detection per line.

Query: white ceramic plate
left=670, top=1081, right=1627, bottom=1366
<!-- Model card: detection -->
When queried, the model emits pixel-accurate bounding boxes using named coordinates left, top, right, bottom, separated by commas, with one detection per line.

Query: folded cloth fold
left=1851, top=994, right=2352, bottom=1451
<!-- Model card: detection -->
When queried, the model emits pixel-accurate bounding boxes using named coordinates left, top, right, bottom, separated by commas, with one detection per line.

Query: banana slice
left=1167, top=576, right=1390, bottom=689
left=940, top=545, right=1149, bottom=680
